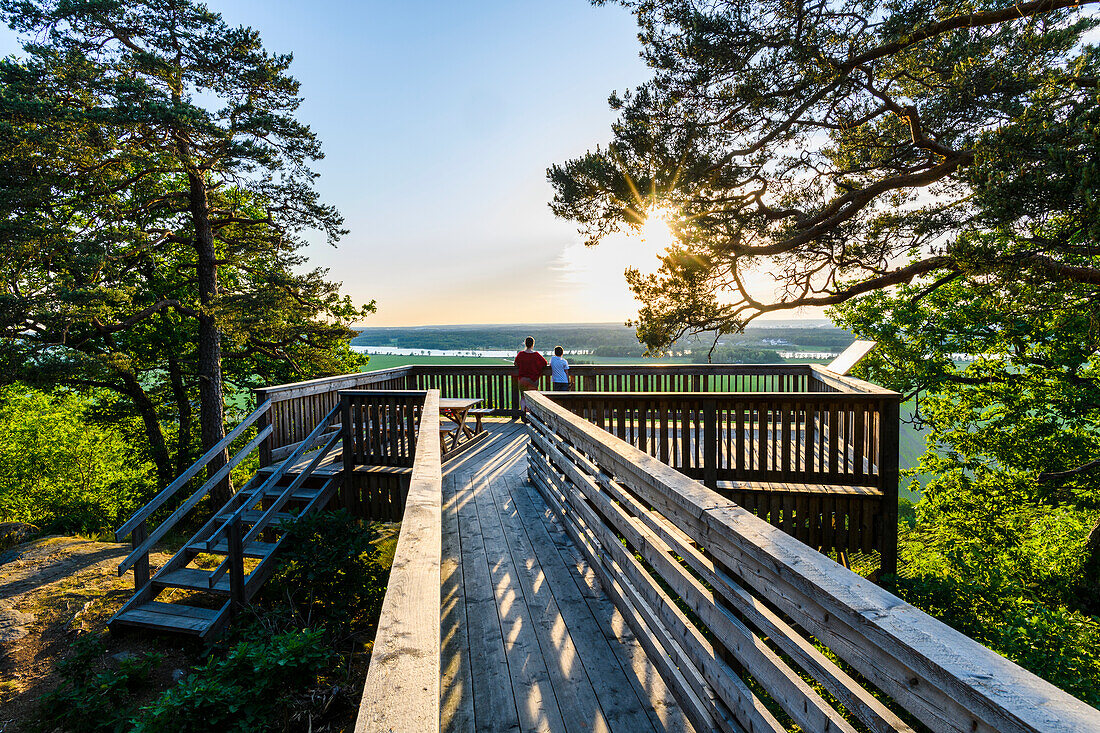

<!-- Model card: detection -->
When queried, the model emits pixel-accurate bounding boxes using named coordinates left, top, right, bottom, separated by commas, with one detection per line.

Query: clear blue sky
left=4, top=1, right=667, bottom=326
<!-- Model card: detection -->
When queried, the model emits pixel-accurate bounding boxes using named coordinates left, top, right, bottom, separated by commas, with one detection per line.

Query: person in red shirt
left=514, top=336, right=547, bottom=419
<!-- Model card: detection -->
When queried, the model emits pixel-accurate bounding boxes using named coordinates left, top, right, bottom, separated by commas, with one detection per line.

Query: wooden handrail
left=205, top=404, right=342, bottom=552
left=525, top=390, right=1100, bottom=733
left=206, top=426, right=345, bottom=592
left=355, top=389, right=441, bottom=733
left=116, top=425, right=273, bottom=577
left=258, top=366, right=414, bottom=402
left=545, top=388, right=896, bottom=401
left=114, top=400, right=272, bottom=541
left=809, top=363, right=889, bottom=393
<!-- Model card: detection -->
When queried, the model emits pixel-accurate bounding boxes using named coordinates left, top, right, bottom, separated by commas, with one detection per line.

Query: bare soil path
left=0, top=537, right=182, bottom=733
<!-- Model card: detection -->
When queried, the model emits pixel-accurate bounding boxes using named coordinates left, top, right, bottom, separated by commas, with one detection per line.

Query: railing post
left=131, top=521, right=150, bottom=590
left=879, top=397, right=900, bottom=578
left=341, top=393, right=356, bottom=514
left=227, top=518, right=246, bottom=610
left=255, top=389, right=272, bottom=468
left=703, top=398, right=718, bottom=490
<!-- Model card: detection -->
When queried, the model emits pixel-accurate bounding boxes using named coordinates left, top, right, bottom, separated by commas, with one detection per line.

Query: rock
left=0, top=522, right=39, bottom=552
left=0, top=600, right=35, bottom=643
left=111, top=650, right=137, bottom=663
left=172, top=668, right=186, bottom=682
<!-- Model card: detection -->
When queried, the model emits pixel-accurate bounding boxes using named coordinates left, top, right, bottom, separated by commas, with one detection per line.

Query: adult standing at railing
left=514, top=336, right=547, bottom=420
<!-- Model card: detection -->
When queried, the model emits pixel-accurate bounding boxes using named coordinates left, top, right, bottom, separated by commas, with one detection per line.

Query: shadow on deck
left=440, top=420, right=693, bottom=732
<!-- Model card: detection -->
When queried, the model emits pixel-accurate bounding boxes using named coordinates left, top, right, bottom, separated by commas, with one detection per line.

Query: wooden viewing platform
left=107, top=361, right=1100, bottom=732
left=438, top=419, right=693, bottom=732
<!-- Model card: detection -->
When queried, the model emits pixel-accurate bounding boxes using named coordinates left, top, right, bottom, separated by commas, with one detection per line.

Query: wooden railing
left=257, top=363, right=900, bottom=566
left=409, top=363, right=887, bottom=416
left=255, top=364, right=887, bottom=445
left=255, top=367, right=413, bottom=465
left=524, top=391, right=1100, bottom=733
left=339, top=390, right=425, bottom=521
left=355, top=390, right=442, bottom=733
left=547, top=391, right=898, bottom=489
left=547, top=390, right=901, bottom=572
left=114, top=400, right=274, bottom=591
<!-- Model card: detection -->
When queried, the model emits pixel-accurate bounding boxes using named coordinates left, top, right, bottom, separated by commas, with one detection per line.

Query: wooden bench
left=468, top=408, right=494, bottom=433
left=440, top=426, right=458, bottom=453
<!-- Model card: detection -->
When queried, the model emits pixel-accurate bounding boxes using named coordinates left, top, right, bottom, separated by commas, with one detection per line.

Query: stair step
left=112, top=600, right=227, bottom=636
left=187, top=539, right=278, bottom=558
left=215, top=510, right=296, bottom=526
left=153, top=567, right=232, bottom=594
left=260, top=486, right=321, bottom=501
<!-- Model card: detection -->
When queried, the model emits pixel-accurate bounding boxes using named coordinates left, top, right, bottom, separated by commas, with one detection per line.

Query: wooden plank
left=527, top=456, right=723, bottom=732
left=441, top=473, right=475, bottom=733
left=484, top=469, right=613, bottom=732
left=114, top=605, right=216, bottom=634
left=506, top=473, right=665, bottom=733
left=451, top=466, right=521, bottom=732
left=519, top=468, right=694, bottom=733
left=467, top=469, right=567, bottom=733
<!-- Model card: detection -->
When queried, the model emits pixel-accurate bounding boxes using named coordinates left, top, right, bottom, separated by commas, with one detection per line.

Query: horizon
left=349, top=317, right=837, bottom=330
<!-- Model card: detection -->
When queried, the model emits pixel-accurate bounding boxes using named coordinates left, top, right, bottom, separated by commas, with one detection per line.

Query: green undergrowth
left=34, top=511, right=395, bottom=732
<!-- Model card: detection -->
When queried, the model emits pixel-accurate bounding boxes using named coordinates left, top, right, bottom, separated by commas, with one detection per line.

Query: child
left=550, top=346, right=570, bottom=391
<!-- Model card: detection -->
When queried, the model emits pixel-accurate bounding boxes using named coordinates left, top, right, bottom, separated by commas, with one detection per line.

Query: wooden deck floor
left=441, top=419, right=695, bottom=733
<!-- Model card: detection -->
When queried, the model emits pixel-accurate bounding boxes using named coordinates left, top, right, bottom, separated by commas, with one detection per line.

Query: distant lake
left=352, top=345, right=546, bottom=358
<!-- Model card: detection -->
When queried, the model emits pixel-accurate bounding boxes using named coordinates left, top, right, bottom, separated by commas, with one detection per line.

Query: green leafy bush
left=0, top=385, right=153, bottom=534
left=35, top=635, right=162, bottom=733
left=135, top=630, right=335, bottom=733
left=258, top=509, right=389, bottom=638
left=892, top=472, right=1100, bottom=703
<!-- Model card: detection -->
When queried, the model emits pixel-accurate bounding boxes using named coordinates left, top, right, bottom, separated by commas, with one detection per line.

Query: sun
left=637, top=206, right=678, bottom=258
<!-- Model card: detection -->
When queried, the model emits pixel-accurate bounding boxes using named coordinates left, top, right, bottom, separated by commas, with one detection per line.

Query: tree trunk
left=120, top=372, right=174, bottom=489
left=187, top=169, right=231, bottom=506
left=167, top=350, right=193, bottom=476
left=1084, top=514, right=1100, bottom=578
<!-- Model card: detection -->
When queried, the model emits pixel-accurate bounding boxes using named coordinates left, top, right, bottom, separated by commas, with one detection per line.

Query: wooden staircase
left=109, top=402, right=343, bottom=641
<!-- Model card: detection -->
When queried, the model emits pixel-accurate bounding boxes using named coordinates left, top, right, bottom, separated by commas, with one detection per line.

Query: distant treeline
left=352, top=322, right=855, bottom=354
left=692, top=347, right=782, bottom=364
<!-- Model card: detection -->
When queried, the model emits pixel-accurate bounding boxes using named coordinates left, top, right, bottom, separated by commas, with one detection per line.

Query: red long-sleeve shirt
left=514, top=350, right=547, bottom=382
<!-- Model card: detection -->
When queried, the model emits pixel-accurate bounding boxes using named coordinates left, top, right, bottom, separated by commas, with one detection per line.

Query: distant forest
left=351, top=322, right=856, bottom=358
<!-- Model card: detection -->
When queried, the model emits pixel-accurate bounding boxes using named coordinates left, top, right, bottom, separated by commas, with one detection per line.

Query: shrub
left=33, top=511, right=391, bottom=731
left=134, top=630, right=335, bottom=733
left=258, top=510, right=389, bottom=639
left=0, top=385, right=153, bottom=534
left=35, top=635, right=161, bottom=733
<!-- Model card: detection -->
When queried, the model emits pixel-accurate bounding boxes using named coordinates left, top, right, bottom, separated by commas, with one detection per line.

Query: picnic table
left=439, top=397, right=484, bottom=452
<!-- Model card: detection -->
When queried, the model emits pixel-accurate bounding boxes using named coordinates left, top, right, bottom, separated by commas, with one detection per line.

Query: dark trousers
left=552, top=382, right=570, bottom=391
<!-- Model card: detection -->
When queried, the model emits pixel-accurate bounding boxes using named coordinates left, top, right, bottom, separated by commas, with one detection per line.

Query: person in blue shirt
left=550, top=346, right=571, bottom=391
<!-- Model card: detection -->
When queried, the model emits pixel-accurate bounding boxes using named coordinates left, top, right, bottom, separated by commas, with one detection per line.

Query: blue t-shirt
left=550, top=355, right=569, bottom=383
